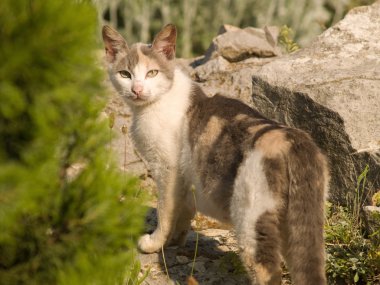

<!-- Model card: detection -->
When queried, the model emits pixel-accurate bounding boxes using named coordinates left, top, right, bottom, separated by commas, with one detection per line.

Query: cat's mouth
left=131, top=95, right=146, bottom=101
left=127, top=93, right=150, bottom=104
left=120, top=92, right=152, bottom=104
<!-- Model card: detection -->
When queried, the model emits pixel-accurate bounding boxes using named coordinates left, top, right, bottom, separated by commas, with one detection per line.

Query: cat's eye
left=119, top=70, right=131, bottom=79
left=146, top=70, right=159, bottom=78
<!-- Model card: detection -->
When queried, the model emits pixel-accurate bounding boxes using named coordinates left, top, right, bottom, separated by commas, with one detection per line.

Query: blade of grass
left=190, top=186, right=199, bottom=277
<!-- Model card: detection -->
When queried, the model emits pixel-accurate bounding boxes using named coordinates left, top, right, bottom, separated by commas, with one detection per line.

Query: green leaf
left=354, top=272, right=359, bottom=283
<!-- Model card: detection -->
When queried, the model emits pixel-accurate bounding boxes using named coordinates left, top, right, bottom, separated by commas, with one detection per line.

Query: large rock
left=251, top=2, right=380, bottom=204
left=204, top=25, right=281, bottom=62
left=189, top=25, right=279, bottom=106
left=191, top=2, right=380, bottom=204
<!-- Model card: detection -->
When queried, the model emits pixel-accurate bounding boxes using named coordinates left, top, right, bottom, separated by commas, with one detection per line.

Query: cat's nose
left=132, top=84, right=144, bottom=96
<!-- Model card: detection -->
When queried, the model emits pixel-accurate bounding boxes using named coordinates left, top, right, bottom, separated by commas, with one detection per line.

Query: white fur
left=129, top=68, right=191, bottom=177
left=231, top=150, right=278, bottom=254
left=126, top=67, right=193, bottom=253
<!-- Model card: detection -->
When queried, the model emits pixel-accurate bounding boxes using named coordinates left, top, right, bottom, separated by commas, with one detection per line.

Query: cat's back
left=186, top=84, right=324, bottom=160
left=185, top=85, right=327, bottom=213
left=186, top=85, right=282, bottom=157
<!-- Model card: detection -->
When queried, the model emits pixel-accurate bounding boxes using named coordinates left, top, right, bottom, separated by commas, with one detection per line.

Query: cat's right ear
left=102, top=25, right=128, bottom=63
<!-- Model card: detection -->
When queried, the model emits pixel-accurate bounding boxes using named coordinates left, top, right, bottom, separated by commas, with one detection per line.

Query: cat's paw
left=138, top=234, right=163, bottom=253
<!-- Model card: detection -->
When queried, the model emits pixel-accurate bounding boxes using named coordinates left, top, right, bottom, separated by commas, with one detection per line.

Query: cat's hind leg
left=234, top=210, right=282, bottom=285
left=231, top=150, right=282, bottom=285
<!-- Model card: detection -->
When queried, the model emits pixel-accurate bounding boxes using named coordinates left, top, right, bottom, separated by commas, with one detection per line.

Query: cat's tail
left=284, top=129, right=329, bottom=285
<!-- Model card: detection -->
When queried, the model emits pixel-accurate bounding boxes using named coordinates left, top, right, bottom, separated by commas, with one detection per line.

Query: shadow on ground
left=138, top=207, right=251, bottom=285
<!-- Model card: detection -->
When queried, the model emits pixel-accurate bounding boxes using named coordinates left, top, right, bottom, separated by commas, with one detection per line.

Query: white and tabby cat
left=102, top=24, right=329, bottom=285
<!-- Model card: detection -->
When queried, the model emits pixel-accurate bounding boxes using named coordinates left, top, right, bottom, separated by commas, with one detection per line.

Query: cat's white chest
left=131, top=110, right=179, bottom=161
left=130, top=73, right=191, bottom=168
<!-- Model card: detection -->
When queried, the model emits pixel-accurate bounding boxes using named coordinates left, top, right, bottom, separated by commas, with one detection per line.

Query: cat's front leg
left=167, top=192, right=195, bottom=246
left=138, top=167, right=185, bottom=253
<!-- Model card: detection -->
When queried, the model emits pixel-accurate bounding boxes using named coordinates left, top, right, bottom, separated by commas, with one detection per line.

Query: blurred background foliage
left=93, top=0, right=376, bottom=57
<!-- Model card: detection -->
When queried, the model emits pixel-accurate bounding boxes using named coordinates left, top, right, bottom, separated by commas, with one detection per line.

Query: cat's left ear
left=152, top=24, right=177, bottom=60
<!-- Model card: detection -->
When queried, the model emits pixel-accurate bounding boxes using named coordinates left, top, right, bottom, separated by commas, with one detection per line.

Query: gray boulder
left=195, top=24, right=280, bottom=64
left=192, top=2, right=380, bottom=204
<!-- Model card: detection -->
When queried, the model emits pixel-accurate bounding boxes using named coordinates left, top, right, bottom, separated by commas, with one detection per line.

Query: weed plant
left=325, top=166, right=380, bottom=284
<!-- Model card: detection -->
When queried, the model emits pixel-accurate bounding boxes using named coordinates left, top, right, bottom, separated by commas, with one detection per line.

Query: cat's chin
left=124, top=94, right=156, bottom=106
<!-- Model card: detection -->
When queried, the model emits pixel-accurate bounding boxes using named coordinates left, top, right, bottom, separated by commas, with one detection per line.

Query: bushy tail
left=284, top=130, right=329, bottom=285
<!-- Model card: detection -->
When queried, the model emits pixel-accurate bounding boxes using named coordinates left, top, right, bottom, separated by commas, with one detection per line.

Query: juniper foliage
left=0, top=1, right=145, bottom=284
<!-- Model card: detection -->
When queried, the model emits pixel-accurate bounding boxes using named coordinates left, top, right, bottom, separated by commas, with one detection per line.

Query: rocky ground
left=139, top=209, right=251, bottom=285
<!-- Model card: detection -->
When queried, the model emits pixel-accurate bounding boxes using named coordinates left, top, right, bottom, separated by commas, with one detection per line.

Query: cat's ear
left=152, top=24, right=177, bottom=60
left=102, top=25, right=128, bottom=63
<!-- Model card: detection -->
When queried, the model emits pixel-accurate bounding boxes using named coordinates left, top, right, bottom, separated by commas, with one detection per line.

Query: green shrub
left=0, top=1, right=145, bottom=284
left=325, top=205, right=380, bottom=284
left=325, top=166, right=380, bottom=285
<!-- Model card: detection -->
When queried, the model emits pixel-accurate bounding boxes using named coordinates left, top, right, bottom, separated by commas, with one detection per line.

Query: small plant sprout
left=161, top=234, right=170, bottom=281
left=107, top=112, right=116, bottom=164
left=125, top=251, right=150, bottom=285
left=353, top=164, right=369, bottom=226
left=121, top=124, right=128, bottom=135
left=190, top=185, right=199, bottom=279
left=372, top=191, right=380, bottom=207
left=279, top=25, right=300, bottom=53
left=108, top=112, right=116, bottom=129
left=122, top=124, right=128, bottom=173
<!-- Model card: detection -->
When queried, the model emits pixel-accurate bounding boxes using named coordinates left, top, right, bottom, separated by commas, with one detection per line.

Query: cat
left=102, top=24, right=329, bottom=285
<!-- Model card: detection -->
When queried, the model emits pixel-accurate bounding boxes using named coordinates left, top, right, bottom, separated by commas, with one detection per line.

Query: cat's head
left=102, top=24, right=177, bottom=106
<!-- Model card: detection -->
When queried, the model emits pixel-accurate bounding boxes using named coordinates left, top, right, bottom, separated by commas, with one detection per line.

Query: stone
left=218, top=245, right=230, bottom=252
left=250, top=1, right=380, bottom=204
left=176, top=255, right=190, bottom=264
left=212, top=27, right=280, bottom=62
left=363, top=205, right=380, bottom=235
left=194, top=25, right=281, bottom=67
left=188, top=261, right=206, bottom=273
left=191, top=56, right=274, bottom=103
left=217, top=24, right=241, bottom=35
